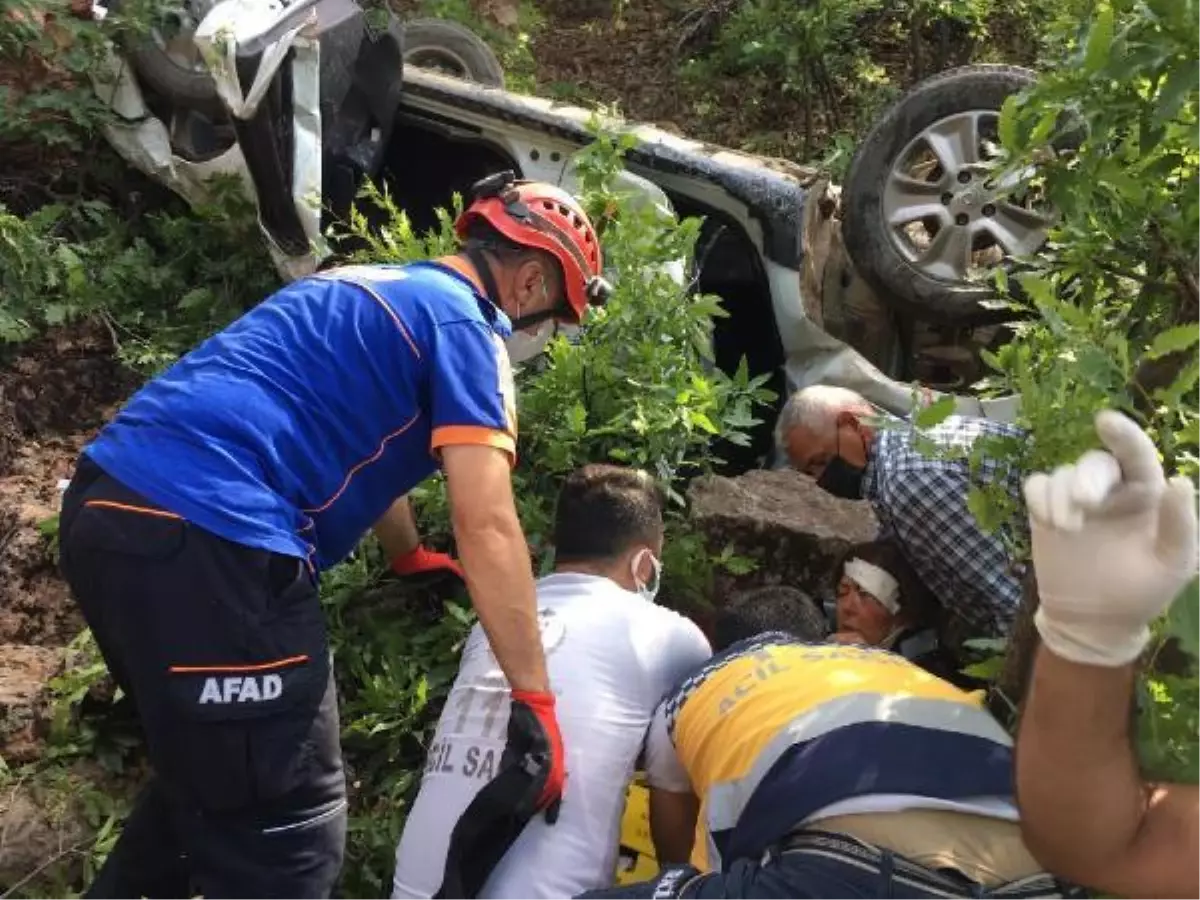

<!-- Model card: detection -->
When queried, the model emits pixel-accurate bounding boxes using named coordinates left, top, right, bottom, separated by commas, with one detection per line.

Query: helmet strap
left=510, top=307, right=561, bottom=331
left=466, top=244, right=575, bottom=328
left=464, top=244, right=504, bottom=309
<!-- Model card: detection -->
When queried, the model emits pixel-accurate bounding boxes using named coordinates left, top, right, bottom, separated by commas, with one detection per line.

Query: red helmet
left=455, top=171, right=612, bottom=322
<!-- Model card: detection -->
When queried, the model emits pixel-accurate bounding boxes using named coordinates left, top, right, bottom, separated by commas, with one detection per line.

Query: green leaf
left=966, top=486, right=1006, bottom=535
left=962, top=637, right=1008, bottom=654
left=1029, top=109, right=1059, bottom=146
left=914, top=394, right=956, bottom=429
left=1155, top=356, right=1200, bottom=407
left=1166, top=577, right=1199, bottom=660
left=690, top=411, right=719, bottom=434
left=1176, top=422, right=1200, bottom=451
left=43, top=303, right=68, bottom=325
left=998, top=94, right=1020, bottom=150
left=1084, top=4, right=1114, bottom=73
left=1145, top=324, right=1200, bottom=360
left=1156, top=62, right=1200, bottom=126
left=962, top=655, right=1005, bottom=680
left=177, top=288, right=212, bottom=310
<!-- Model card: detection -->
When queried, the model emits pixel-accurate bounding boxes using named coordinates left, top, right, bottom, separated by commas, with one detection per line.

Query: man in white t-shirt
left=391, top=463, right=713, bottom=899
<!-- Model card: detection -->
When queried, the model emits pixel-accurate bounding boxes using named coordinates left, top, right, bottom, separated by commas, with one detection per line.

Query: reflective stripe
left=261, top=799, right=347, bottom=835
left=705, top=693, right=1011, bottom=838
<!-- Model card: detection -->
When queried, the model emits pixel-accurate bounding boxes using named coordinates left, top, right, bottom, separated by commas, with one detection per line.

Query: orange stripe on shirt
left=168, top=654, right=309, bottom=674
left=83, top=499, right=183, bottom=520
left=431, top=425, right=517, bottom=464
left=304, top=413, right=421, bottom=514
left=433, top=256, right=487, bottom=296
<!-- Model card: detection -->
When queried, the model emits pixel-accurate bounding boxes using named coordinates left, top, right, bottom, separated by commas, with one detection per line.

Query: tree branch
left=1128, top=225, right=1199, bottom=416
left=994, top=567, right=1041, bottom=729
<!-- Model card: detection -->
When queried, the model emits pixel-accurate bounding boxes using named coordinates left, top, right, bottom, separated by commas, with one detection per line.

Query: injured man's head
left=834, top=539, right=935, bottom=648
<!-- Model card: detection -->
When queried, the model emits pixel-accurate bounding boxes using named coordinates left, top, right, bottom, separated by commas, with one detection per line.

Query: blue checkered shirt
left=863, top=415, right=1027, bottom=642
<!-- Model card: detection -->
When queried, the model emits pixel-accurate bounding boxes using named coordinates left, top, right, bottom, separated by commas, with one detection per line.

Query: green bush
left=0, top=0, right=158, bottom=149
left=0, top=178, right=278, bottom=372
left=919, top=0, right=1198, bottom=781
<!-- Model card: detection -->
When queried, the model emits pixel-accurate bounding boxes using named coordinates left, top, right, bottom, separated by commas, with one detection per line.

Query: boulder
left=0, top=780, right=88, bottom=891
left=0, top=644, right=63, bottom=765
left=687, top=468, right=877, bottom=604
left=0, top=759, right=139, bottom=892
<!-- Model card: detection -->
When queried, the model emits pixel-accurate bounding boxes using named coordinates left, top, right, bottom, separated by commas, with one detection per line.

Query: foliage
left=315, top=543, right=475, bottom=897
left=677, top=0, right=1069, bottom=161
left=979, top=0, right=1198, bottom=481
left=0, top=177, right=277, bottom=372
left=342, top=121, right=772, bottom=609
left=680, top=0, right=892, bottom=157
left=0, top=629, right=140, bottom=899
left=915, top=0, right=1199, bottom=782
left=0, top=0, right=156, bottom=149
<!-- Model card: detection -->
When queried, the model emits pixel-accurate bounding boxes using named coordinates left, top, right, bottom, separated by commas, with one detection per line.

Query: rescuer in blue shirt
left=57, top=172, right=611, bottom=899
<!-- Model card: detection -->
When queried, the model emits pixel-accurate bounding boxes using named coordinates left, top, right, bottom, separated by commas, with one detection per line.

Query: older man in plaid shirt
left=777, top=385, right=1026, bottom=644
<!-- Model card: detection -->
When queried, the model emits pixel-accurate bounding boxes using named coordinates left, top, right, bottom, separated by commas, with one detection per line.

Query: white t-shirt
left=391, top=572, right=713, bottom=899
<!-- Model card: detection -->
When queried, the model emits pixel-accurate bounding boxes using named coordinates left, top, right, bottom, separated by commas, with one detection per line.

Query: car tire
left=117, top=0, right=224, bottom=116
left=841, top=65, right=1043, bottom=326
left=401, top=18, right=505, bottom=88
left=129, top=42, right=222, bottom=114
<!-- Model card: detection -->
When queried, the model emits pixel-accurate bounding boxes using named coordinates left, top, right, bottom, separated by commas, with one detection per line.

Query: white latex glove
left=1023, top=409, right=1199, bottom=667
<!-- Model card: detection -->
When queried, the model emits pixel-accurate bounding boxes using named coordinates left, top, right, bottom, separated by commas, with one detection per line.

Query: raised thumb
left=1155, top=476, right=1199, bottom=574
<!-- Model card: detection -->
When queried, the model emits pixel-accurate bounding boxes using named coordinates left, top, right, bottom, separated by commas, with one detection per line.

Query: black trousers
left=58, top=456, right=347, bottom=899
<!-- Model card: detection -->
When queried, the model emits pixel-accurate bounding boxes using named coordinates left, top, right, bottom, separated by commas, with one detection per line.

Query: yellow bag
left=614, top=774, right=659, bottom=885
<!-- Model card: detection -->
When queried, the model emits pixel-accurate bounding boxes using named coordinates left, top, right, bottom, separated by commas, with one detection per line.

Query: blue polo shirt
left=82, top=261, right=517, bottom=571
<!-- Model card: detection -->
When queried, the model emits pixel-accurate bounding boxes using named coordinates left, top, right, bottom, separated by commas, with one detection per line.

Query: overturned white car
left=89, top=0, right=1041, bottom=469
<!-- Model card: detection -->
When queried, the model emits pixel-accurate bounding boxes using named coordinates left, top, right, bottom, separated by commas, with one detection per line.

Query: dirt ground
left=0, top=327, right=137, bottom=648
left=528, top=0, right=831, bottom=155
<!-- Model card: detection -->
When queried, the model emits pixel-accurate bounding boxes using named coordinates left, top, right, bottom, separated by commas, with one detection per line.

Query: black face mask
left=816, top=455, right=866, bottom=500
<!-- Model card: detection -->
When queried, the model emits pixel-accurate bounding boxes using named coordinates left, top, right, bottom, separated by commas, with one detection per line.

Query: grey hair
left=774, top=384, right=873, bottom=452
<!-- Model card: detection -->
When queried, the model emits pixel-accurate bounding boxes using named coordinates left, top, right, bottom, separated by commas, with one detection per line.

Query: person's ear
left=631, top=547, right=649, bottom=584
left=512, top=258, right=549, bottom=311
left=835, top=410, right=860, bottom=432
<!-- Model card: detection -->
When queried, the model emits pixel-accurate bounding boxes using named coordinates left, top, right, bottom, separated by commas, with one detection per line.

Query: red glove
left=508, top=689, right=566, bottom=823
left=390, top=545, right=464, bottom=580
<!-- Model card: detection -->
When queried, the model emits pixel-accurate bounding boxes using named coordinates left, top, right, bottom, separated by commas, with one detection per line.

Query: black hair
left=713, top=586, right=828, bottom=651
left=462, top=218, right=531, bottom=259
left=553, top=464, right=665, bottom=563
left=836, top=539, right=937, bottom=628
left=462, top=219, right=565, bottom=293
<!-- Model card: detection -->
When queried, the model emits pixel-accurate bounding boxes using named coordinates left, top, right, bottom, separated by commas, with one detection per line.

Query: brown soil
left=0, top=643, right=64, bottom=764
left=529, top=0, right=819, bottom=155
left=399, top=0, right=1038, bottom=162
left=0, top=326, right=137, bottom=647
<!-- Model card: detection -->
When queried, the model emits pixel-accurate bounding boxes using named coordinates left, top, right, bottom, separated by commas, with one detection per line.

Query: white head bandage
left=844, top=558, right=901, bottom=615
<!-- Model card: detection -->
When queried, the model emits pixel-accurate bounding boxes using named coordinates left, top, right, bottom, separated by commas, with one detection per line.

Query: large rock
left=687, top=468, right=878, bottom=604
left=0, top=644, right=63, bottom=765
left=0, top=780, right=88, bottom=891
left=0, top=759, right=139, bottom=892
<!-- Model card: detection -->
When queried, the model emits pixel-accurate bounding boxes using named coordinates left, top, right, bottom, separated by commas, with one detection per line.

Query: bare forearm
left=455, top=516, right=548, bottom=694
left=650, top=790, right=699, bottom=864
left=1017, top=645, right=1199, bottom=895
left=372, top=496, right=421, bottom=559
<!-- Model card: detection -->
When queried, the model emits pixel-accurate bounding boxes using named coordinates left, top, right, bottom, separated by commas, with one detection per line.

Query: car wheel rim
left=882, top=109, right=1053, bottom=284
left=150, top=0, right=215, bottom=75
left=405, top=47, right=474, bottom=79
